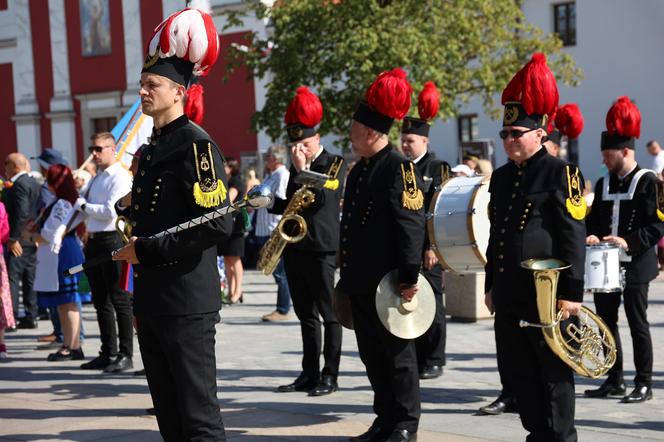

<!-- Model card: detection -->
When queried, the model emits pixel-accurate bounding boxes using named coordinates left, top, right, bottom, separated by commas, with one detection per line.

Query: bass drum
left=428, top=175, right=490, bottom=273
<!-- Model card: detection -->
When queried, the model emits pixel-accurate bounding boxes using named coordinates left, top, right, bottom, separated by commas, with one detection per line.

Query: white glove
left=74, top=197, right=87, bottom=211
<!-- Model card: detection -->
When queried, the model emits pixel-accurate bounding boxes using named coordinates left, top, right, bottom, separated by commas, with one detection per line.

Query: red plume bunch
left=366, top=68, right=412, bottom=120
left=417, top=81, right=439, bottom=122
left=555, top=103, right=584, bottom=139
left=284, top=86, right=323, bottom=127
left=185, top=83, right=205, bottom=125
left=606, top=96, right=641, bottom=138
left=501, top=53, right=559, bottom=119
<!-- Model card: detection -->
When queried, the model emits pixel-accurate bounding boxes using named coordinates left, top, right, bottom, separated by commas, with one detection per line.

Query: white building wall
left=6, top=0, right=40, bottom=164
left=431, top=0, right=664, bottom=182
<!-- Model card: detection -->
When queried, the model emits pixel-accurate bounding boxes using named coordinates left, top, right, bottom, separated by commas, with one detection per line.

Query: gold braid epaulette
left=401, top=162, right=424, bottom=210
left=565, top=164, right=586, bottom=221
left=323, top=156, right=344, bottom=190
left=656, top=180, right=664, bottom=222
left=192, top=142, right=227, bottom=208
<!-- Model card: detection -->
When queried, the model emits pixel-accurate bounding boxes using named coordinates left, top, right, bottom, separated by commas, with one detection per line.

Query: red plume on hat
left=147, top=6, right=220, bottom=77
left=501, top=53, right=559, bottom=119
left=606, top=96, right=641, bottom=138
left=417, top=81, right=439, bottom=122
left=284, top=86, right=323, bottom=128
left=555, top=103, right=584, bottom=139
left=185, top=83, right=205, bottom=125
left=366, top=68, right=412, bottom=120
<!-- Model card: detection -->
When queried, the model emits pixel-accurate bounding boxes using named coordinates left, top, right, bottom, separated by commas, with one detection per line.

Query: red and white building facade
left=0, top=0, right=269, bottom=170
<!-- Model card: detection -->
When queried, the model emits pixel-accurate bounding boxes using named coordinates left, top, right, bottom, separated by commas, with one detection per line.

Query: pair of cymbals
left=333, top=270, right=435, bottom=339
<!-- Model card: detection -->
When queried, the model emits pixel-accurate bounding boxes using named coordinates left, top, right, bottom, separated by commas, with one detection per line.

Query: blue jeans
left=255, top=236, right=291, bottom=314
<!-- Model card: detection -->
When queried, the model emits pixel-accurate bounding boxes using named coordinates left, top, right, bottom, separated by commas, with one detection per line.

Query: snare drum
left=584, top=243, right=624, bottom=293
left=427, top=175, right=490, bottom=273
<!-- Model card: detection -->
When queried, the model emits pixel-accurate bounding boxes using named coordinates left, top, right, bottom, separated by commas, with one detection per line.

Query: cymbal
left=333, top=283, right=354, bottom=330
left=375, top=270, right=435, bottom=339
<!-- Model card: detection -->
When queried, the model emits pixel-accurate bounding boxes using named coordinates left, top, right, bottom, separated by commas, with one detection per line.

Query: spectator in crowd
left=245, top=167, right=261, bottom=195
left=463, top=154, right=480, bottom=174
left=646, top=140, right=664, bottom=174
left=77, top=132, right=134, bottom=373
left=0, top=199, right=14, bottom=357
left=451, top=164, right=474, bottom=177
left=219, top=158, right=246, bottom=304
left=31, top=148, right=75, bottom=344
left=4, top=153, right=41, bottom=331
left=254, top=145, right=292, bottom=321
left=476, top=159, right=493, bottom=176
left=31, top=165, right=87, bottom=361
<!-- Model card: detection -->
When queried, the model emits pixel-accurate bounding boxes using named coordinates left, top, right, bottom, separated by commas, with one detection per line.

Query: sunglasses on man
left=498, top=128, right=538, bottom=140
left=88, top=145, right=114, bottom=153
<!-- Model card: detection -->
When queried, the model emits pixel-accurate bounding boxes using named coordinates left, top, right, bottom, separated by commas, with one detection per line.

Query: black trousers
left=593, top=283, right=653, bottom=386
left=495, top=310, right=576, bottom=442
left=415, top=263, right=446, bottom=368
left=7, top=246, right=37, bottom=320
left=284, top=249, right=342, bottom=379
left=84, top=233, right=133, bottom=357
left=351, top=294, right=420, bottom=433
left=137, top=312, right=225, bottom=442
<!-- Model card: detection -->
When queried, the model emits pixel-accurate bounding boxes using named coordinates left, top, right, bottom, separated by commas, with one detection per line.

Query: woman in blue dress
left=31, top=164, right=87, bottom=361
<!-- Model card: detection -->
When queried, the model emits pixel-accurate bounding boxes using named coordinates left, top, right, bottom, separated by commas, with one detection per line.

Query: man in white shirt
left=646, top=140, right=664, bottom=175
left=255, top=145, right=292, bottom=321
left=76, top=132, right=134, bottom=373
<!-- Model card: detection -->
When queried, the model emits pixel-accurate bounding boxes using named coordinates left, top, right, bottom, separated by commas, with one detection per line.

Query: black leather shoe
left=104, top=354, right=133, bottom=373
left=309, top=374, right=338, bottom=396
left=419, top=365, right=443, bottom=380
left=479, top=395, right=517, bottom=415
left=621, top=385, right=653, bottom=403
left=80, top=353, right=111, bottom=370
left=349, top=424, right=390, bottom=442
left=385, top=429, right=417, bottom=442
left=17, top=318, right=38, bottom=329
left=276, top=374, right=318, bottom=393
left=5, top=326, right=16, bottom=333
left=133, top=369, right=146, bottom=376
left=584, top=380, right=626, bottom=398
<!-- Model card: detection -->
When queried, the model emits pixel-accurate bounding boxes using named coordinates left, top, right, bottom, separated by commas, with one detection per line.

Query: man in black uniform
left=272, top=86, right=346, bottom=396
left=584, top=96, right=663, bottom=403
left=400, top=81, right=450, bottom=380
left=339, top=68, right=424, bottom=442
left=484, top=53, right=586, bottom=442
left=113, top=8, right=232, bottom=441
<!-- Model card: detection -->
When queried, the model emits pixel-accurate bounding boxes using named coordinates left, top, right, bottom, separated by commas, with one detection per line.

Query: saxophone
left=520, top=259, right=617, bottom=379
left=257, top=187, right=315, bottom=275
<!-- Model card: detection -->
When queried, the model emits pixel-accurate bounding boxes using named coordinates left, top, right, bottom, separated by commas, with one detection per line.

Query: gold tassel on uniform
left=656, top=181, right=664, bottom=222
left=192, top=142, right=227, bottom=208
left=401, top=162, right=423, bottom=210
left=565, top=165, right=587, bottom=221
left=323, top=156, right=343, bottom=191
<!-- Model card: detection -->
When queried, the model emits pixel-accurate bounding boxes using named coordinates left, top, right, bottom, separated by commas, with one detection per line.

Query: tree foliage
left=223, top=0, right=582, bottom=147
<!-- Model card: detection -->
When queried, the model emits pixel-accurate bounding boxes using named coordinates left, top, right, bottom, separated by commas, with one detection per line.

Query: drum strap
left=601, top=169, right=656, bottom=260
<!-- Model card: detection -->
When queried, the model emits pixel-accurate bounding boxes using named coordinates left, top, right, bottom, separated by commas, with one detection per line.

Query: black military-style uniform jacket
left=485, top=147, right=586, bottom=321
left=586, top=165, right=664, bottom=284
left=415, top=152, right=450, bottom=251
left=338, top=144, right=425, bottom=295
left=123, top=115, right=233, bottom=317
left=271, top=148, right=346, bottom=252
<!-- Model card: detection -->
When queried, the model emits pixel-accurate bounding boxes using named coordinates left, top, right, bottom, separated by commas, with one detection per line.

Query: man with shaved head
left=4, top=152, right=42, bottom=330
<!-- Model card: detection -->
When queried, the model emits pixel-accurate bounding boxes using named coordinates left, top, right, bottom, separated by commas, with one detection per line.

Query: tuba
left=257, top=187, right=315, bottom=275
left=520, top=259, right=617, bottom=379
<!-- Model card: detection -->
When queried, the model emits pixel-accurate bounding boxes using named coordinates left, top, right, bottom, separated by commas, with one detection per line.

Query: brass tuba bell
left=520, top=259, right=617, bottom=379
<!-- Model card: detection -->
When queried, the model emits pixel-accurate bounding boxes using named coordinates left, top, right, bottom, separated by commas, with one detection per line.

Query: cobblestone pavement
left=1, top=270, right=663, bottom=441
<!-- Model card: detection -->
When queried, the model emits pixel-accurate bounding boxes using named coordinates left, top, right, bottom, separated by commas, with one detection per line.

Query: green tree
left=223, top=0, right=582, bottom=147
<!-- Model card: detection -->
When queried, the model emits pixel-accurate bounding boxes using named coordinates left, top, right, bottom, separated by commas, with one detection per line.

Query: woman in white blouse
left=30, top=165, right=87, bottom=361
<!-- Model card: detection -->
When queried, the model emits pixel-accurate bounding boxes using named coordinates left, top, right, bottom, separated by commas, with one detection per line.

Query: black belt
left=87, top=231, right=118, bottom=240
